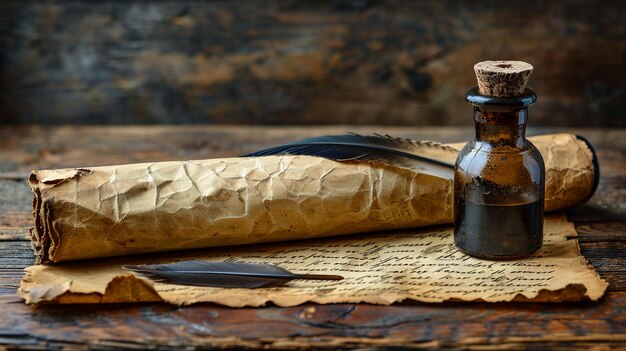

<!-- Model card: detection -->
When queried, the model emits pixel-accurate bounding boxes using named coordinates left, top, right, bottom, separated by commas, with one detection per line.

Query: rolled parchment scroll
left=29, top=133, right=597, bottom=263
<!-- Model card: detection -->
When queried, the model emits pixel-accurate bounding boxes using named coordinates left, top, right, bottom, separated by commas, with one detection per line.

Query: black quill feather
left=244, top=133, right=457, bottom=179
left=123, top=261, right=343, bottom=288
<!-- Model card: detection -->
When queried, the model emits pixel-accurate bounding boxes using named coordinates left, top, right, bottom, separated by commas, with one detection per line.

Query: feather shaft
left=122, top=261, right=343, bottom=288
left=126, top=268, right=342, bottom=280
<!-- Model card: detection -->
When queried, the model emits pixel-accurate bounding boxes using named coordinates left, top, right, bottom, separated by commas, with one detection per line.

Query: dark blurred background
left=0, top=0, right=624, bottom=126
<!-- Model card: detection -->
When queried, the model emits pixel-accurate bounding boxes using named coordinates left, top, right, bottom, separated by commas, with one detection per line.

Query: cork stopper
left=474, top=61, right=533, bottom=97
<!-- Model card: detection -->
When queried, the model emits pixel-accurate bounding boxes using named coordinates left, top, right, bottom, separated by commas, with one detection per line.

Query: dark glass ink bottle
left=454, top=61, right=545, bottom=260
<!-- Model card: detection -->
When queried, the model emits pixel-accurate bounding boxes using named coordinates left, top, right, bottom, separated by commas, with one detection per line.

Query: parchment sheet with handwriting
left=20, top=214, right=607, bottom=306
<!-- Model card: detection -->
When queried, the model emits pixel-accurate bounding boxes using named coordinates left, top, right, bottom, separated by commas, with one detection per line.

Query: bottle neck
left=464, top=86, right=536, bottom=149
left=474, top=107, right=528, bottom=147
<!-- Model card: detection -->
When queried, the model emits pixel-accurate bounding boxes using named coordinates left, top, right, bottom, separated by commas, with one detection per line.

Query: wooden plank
left=0, top=292, right=624, bottom=349
left=0, top=175, right=32, bottom=294
left=0, top=240, right=32, bottom=295
left=575, top=222, right=626, bottom=241
left=0, top=179, right=32, bottom=242
left=0, top=211, right=31, bottom=241
left=0, top=1, right=624, bottom=127
left=576, top=221, right=626, bottom=292
left=0, top=179, right=32, bottom=212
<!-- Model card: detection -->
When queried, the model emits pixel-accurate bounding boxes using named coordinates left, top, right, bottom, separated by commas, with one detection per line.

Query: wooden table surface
left=0, top=125, right=624, bottom=350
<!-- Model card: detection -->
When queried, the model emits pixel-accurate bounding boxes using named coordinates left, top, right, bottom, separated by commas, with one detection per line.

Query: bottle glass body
left=454, top=88, right=545, bottom=259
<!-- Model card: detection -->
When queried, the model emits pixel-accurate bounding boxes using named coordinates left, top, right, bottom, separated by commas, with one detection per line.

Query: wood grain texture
left=0, top=1, right=624, bottom=126
left=0, top=125, right=624, bottom=349
left=0, top=293, right=625, bottom=349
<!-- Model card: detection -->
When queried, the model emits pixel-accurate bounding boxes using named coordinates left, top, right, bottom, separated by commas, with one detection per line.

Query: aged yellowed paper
left=20, top=214, right=607, bottom=306
left=29, top=133, right=595, bottom=264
